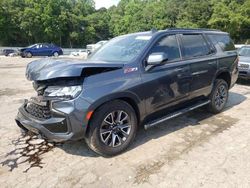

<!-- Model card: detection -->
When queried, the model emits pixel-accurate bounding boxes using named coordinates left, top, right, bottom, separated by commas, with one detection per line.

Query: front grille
left=25, top=99, right=51, bottom=119
left=238, top=63, right=249, bottom=70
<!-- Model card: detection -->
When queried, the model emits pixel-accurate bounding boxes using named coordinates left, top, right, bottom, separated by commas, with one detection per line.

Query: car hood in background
left=26, top=58, right=124, bottom=81
left=239, top=56, right=250, bottom=63
left=19, top=48, right=27, bottom=52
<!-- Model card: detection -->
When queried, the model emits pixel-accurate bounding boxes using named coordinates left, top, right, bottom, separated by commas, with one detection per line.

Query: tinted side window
left=150, top=35, right=180, bottom=62
left=207, top=34, right=235, bottom=51
left=181, top=34, right=210, bottom=58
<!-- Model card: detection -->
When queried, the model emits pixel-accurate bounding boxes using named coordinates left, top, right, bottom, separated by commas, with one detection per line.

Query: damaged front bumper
left=15, top=97, right=91, bottom=142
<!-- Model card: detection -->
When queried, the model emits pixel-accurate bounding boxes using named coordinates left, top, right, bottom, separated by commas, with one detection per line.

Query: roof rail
left=167, top=28, right=221, bottom=32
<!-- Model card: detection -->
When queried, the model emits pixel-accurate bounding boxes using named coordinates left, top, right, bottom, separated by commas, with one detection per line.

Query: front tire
left=26, top=52, right=32, bottom=58
left=53, top=51, right=59, bottom=57
left=86, top=100, right=137, bottom=156
left=208, top=79, right=229, bottom=114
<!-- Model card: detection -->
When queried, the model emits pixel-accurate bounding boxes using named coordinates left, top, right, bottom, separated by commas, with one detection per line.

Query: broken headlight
left=44, top=86, right=82, bottom=99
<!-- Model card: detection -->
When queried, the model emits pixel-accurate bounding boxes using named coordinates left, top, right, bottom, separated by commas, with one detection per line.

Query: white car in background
left=235, top=44, right=245, bottom=49
left=69, top=49, right=88, bottom=59
left=87, top=40, right=108, bottom=53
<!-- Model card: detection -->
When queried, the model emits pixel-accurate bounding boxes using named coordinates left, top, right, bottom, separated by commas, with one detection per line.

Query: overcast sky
left=94, top=0, right=120, bottom=9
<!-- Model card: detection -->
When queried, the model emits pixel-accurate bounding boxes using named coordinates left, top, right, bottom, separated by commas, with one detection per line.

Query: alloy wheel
left=100, top=110, right=131, bottom=148
left=214, top=84, right=227, bottom=109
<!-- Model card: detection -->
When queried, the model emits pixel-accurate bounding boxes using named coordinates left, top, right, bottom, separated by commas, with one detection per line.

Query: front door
left=41, top=44, right=52, bottom=56
left=141, top=34, right=192, bottom=115
left=32, top=44, right=44, bottom=56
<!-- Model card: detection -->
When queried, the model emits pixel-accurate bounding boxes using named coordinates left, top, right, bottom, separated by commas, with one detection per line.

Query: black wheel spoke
left=118, top=124, right=130, bottom=137
left=111, top=133, right=121, bottom=147
left=104, top=113, right=114, bottom=125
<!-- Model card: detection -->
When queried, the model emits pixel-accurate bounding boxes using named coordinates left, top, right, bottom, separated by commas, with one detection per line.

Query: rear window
left=207, top=34, right=235, bottom=51
left=181, top=34, right=210, bottom=58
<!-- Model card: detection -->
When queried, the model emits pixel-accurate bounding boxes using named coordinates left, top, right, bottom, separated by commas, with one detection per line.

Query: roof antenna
left=151, top=28, right=158, bottom=33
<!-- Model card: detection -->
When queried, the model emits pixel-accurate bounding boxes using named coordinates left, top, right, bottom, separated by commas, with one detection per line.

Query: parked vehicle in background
left=20, top=43, right=63, bottom=58
left=238, top=46, right=250, bottom=79
left=16, top=28, right=238, bottom=156
left=70, top=49, right=88, bottom=59
left=235, top=44, right=245, bottom=49
left=3, top=49, right=17, bottom=56
left=8, top=52, right=19, bottom=57
left=86, top=40, right=108, bottom=53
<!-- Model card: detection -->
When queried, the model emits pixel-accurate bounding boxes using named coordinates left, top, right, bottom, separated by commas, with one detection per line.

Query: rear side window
left=150, top=35, right=181, bottom=62
left=207, top=34, right=235, bottom=51
left=181, top=34, right=210, bottom=58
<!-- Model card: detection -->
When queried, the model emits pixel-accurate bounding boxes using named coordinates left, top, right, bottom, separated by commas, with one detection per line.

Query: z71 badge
left=124, top=67, right=138, bottom=74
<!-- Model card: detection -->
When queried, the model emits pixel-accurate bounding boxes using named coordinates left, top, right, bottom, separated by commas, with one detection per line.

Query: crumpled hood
left=26, top=58, right=124, bottom=81
left=239, top=56, right=250, bottom=63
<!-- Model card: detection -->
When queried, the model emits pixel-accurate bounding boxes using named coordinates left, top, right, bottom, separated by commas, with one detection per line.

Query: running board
left=144, top=100, right=211, bottom=130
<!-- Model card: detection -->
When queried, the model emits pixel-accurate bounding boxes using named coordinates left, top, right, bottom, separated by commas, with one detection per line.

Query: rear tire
left=86, top=100, right=137, bottom=156
left=208, top=79, right=229, bottom=114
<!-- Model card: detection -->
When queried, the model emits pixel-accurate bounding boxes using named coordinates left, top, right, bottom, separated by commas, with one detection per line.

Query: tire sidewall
left=87, top=101, right=137, bottom=156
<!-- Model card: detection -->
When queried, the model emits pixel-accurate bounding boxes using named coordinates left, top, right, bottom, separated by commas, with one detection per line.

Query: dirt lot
left=0, top=56, right=250, bottom=188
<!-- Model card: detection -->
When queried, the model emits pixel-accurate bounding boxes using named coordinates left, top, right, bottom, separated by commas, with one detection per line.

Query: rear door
left=179, top=33, right=217, bottom=98
left=141, top=34, right=192, bottom=114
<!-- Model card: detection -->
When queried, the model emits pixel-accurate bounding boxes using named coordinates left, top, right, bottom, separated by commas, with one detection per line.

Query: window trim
left=179, top=33, right=213, bottom=60
left=144, top=34, right=182, bottom=67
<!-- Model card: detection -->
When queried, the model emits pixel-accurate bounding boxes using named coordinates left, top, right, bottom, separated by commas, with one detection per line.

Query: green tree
left=1, top=0, right=250, bottom=47
left=209, top=0, right=250, bottom=42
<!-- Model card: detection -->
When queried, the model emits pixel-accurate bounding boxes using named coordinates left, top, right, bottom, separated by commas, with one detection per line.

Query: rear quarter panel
left=216, top=51, right=238, bottom=88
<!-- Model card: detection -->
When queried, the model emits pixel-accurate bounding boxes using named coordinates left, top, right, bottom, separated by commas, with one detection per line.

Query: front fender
left=87, top=91, right=144, bottom=118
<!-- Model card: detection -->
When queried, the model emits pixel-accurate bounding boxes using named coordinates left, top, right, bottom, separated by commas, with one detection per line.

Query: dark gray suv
left=16, top=28, right=238, bottom=156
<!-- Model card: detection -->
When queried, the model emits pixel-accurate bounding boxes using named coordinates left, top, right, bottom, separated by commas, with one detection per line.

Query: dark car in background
left=16, top=28, right=238, bottom=156
left=20, top=43, right=63, bottom=58
left=238, top=46, right=250, bottom=79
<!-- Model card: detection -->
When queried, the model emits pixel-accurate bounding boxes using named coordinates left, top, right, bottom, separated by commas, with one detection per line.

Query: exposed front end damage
left=16, top=58, right=123, bottom=142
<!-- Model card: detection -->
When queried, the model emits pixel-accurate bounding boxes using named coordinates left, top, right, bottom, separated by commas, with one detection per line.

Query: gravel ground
left=0, top=56, right=250, bottom=188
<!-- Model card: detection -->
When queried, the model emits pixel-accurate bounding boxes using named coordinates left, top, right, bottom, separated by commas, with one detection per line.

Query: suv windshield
left=239, top=47, right=250, bottom=57
left=89, top=34, right=152, bottom=63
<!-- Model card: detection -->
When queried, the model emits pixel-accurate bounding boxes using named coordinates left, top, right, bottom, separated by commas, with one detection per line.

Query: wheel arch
left=214, top=70, right=231, bottom=88
left=51, top=50, right=59, bottom=56
left=85, top=92, right=143, bottom=136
